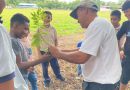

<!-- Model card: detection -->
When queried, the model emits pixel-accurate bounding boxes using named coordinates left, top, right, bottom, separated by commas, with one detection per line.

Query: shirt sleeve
left=0, top=72, right=15, bottom=83
left=117, top=22, right=127, bottom=40
left=0, top=25, right=15, bottom=83
left=79, top=24, right=104, bottom=56
left=11, top=39, right=21, bottom=56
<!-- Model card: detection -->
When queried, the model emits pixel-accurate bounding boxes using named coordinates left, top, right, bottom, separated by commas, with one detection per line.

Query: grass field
left=1, top=8, right=127, bottom=36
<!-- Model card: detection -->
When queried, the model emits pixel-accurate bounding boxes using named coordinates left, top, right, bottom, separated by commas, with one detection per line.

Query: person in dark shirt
left=117, top=1, right=130, bottom=90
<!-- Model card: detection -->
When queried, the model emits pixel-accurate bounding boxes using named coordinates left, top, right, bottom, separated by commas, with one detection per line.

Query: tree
left=93, top=0, right=100, bottom=8
left=118, top=0, right=124, bottom=5
left=67, top=0, right=80, bottom=10
left=6, top=0, right=19, bottom=6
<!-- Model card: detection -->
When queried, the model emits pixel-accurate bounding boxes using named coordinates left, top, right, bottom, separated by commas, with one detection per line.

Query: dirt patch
left=32, top=33, right=84, bottom=90
left=31, top=32, right=130, bottom=90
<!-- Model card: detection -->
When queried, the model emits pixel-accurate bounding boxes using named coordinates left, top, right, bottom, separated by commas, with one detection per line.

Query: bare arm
left=59, top=51, right=91, bottom=64
left=61, top=49, right=79, bottom=52
left=118, top=40, right=122, bottom=51
left=118, top=39, right=126, bottom=60
left=0, top=79, right=14, bottom=90
left=16, top=54, right=51, bottom=69
left=49, top=46, right=91, bottom=64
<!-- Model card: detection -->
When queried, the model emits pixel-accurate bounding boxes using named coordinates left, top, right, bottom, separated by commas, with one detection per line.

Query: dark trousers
left=40, top=51, right=62, bottom=83
left=82, top=81, right=118, bottom=90
left=120, top=55, right=130, bottom=85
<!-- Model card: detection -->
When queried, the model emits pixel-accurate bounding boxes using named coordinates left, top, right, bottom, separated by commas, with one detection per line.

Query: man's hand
left=48, top=45, right=61, bottom=58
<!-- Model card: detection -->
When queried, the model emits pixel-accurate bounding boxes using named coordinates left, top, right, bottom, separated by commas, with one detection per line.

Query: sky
left=100, top=0, right=118, bottom=2
left=60, top=0, right=119, bottom=3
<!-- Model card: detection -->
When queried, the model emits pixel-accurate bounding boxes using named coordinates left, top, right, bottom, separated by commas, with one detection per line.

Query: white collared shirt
left=80, top=17, right=122, bottom=84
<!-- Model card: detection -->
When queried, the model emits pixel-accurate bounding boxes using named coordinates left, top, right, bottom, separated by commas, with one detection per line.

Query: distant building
left=100, top=6, right=111, bottom=11
left=17, top=3, right=38, bottom=8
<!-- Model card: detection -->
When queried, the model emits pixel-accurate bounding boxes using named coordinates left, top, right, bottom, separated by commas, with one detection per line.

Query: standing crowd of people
left=0, top=0, right=130, bottom=90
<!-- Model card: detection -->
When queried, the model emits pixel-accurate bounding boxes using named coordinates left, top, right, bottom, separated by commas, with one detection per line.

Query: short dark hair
left=111, top=10, right=121, bottom=20
left=0, top=17, right=3, bottom=24
left=10, top=13, right=30, bottom=27
left=43, top=11, right=52, bottom=16
left=122, top=1, right=130, bottom=11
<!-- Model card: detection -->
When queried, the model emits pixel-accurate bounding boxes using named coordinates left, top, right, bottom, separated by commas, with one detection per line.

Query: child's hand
left=120, top=51, right=125, bottom=60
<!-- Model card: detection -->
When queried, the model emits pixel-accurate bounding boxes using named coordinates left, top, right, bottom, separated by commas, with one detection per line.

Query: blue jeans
left=41, top=57, right=62, bottom=83
left=28, top=72, right=38, bottom=90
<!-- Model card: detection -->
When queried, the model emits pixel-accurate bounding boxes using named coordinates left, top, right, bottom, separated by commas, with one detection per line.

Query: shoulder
left=11, top=38, right=22, bottom=54
left=87, top=17, right=115, bottom=37
left=122, top=21, right=130, bottom=26
left=50, top=26, right=56, bottom=31
left=124, top=20, right=130, bottom=24
left=11, top=38, right=18, bottom=43
left=119, top=21, right=130, bottom=31
left=94, top=17, right=110, bottom=26
left=11, top=38, right=21, bottom=46
left=89, top=17, right=112, bottom=30
left=89, top=17, right=111, bottom=31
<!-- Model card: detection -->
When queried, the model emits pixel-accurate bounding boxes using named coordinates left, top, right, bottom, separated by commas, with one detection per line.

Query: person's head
left=70, top=0, right=99, bottom=28
left=0, top=0, right=5, bottom=14
left=110, top=10, right=121, bottom=26
left=10, top=13, right=30, bottom=39
left=43, top=11, right=52, bottom=25
left=122, top=1, right=130, bottom=20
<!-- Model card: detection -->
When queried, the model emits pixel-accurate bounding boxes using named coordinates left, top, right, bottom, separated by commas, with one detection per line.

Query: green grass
left=1, top=9, right=81, bottom=36
left=1, top=9, right=127, bottom=36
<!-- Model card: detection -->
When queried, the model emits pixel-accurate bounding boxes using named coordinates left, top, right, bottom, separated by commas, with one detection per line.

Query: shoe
left=44, top=80, right=50, bottom=88
left=57, top=76, right=65, bottom=81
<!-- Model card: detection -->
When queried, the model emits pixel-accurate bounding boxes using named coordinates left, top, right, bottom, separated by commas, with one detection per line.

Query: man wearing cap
left=49, top=0, right=122, bottom=90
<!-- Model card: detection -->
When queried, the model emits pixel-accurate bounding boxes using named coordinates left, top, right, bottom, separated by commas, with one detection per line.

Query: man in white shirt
left=0, top=0, right=15, bottom=89
left=0, top=0, right=28, bottom=90
left=49, top=0, right=122, bottom=90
